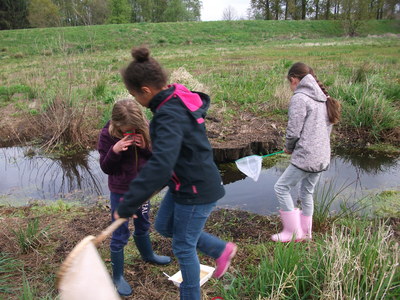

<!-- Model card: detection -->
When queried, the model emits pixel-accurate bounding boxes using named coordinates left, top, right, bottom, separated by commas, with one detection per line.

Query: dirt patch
left=0, top=204, right=399, bottom=299
left=205, top=107, right=285, bottom=162
left=0, top=204, right=281, bottom=300
left=0, top=205, right=281, bottom=300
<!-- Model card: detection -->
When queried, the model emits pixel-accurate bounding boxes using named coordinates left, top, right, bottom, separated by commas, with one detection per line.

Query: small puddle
left=0, top=147, right=399, bottom=215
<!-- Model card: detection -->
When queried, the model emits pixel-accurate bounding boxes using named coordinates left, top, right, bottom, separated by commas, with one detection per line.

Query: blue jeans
left=110, top=192, right=151, bottom=252
left=155, top=190, right=226, bottom=300
left=274, top=164, right=321, bottom=216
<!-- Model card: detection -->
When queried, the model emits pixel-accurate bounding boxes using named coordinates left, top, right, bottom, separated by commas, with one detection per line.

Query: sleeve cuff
left=117, top=201, right=139, bottom=218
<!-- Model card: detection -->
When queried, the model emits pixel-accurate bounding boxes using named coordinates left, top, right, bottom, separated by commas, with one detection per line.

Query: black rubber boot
left=110, top=249, right=133, bottom=296
left=133, top=233, right=172, bottom=265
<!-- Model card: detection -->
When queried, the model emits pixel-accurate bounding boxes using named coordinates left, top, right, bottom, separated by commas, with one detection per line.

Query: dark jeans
left=155, top=189, right=226, bottom=300
left=110, top=192, right=151, bottom=252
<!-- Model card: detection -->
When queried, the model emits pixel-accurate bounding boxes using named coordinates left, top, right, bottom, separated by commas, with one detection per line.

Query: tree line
left=249, top=0, right=399, bottom=21
left=1, top=0, right=398, bottom=30
left=0, top=0, right=201, bottom=29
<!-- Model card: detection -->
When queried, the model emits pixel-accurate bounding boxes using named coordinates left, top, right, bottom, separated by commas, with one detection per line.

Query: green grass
left=0, top=20, right=398, bottom=57
left=10, top=218, right=49, bottom=254
left=365, top=190, right=400, bottom=218
left=332, top=81, right=400, bottom=139
left=0, top=20, right=399, bottom=147
left=0, top=85, right=34, bottom=104
left=0, top=254, right=21, bottom=295
left=218, top=220, right=399, bottom=299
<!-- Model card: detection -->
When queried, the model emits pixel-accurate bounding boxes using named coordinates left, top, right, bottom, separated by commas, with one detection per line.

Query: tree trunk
left=265, top=0, right=271, bottom=20
left=325, top=0, right=330, bottom=20
left=285, top=0, right=288, bottom=19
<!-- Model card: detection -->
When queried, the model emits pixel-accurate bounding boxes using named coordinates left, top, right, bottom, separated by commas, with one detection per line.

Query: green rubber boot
left=133, top=233, right=172, bottom=265
left=110, top=249, right=132, bottom=296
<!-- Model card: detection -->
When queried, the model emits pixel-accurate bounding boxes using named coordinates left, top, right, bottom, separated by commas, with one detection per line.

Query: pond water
left=0, top=147, right=399, bottom=215
left=218, top=149, right=400, bottom=215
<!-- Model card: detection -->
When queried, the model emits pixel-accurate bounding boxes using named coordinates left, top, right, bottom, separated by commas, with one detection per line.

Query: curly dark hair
left=120, top=47, right=168, bottom=93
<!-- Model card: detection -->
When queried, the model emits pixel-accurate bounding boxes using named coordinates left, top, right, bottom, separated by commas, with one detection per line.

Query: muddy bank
left=0, top=204, right=278, bottom=300
left=1, top=202, right=399, bottom=300
left=205, top=110, right=400, bottom=162
left=0, top=103, right=399, bottom=163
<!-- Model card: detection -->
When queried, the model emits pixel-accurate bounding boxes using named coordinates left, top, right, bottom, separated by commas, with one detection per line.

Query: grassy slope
left=0, top=20, right=399, bottom=148
left=0, top=20, right=398, bottom=57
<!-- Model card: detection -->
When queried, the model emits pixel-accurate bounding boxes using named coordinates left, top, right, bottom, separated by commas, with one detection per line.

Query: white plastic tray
left=166, top=264, right=215, bottom=287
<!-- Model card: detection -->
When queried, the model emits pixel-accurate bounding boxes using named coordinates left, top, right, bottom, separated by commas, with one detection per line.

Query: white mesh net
left=58, top=237, right=120, bottom=300
left=235, top=155, right=263, bottom=182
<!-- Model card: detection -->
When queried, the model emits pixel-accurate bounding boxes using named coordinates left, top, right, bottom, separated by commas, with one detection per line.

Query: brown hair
left=109, top=99, right=151, bottom=149
left=288, top=62, right=341, bottom=124
left=121, top=47, right=168, bottom=93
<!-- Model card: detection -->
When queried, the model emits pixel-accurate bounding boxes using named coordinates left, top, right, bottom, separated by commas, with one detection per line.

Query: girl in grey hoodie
left=272, top=62, right=341, bottom=242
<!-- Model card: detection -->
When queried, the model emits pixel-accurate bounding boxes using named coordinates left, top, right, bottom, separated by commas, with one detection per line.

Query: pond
left=0, top=147, right=399, bottom=215
left=218, top=149, right=400, bottom=215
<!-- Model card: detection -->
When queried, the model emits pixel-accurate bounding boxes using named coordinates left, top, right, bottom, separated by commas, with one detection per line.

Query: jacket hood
left=294, top=74, right=327, bottom=103
left=150, top=83, right=209, bottom=124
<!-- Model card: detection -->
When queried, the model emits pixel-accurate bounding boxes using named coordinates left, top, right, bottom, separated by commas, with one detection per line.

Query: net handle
left=261, top=150, right=284, bottom=158
left=93, top=218, right=128, bottom=246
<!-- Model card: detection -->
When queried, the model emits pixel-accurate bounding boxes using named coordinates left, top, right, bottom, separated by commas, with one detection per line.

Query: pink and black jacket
left=118, top=84, right=225, bottom=218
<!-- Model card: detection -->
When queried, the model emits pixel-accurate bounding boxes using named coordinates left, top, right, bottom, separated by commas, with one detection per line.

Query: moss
left=367, top=143, right=400, bottom=155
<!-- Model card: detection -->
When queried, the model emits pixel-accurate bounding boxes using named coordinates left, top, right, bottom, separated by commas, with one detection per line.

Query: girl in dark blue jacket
left=114, top=47, right=237, bottom=300
left=98, top=99, right=171, bottom=297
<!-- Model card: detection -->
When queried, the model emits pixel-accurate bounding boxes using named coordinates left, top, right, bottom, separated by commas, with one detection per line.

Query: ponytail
left=314, top=77, right=341, bottom=125
left=326, top=97, right=341, bottom=125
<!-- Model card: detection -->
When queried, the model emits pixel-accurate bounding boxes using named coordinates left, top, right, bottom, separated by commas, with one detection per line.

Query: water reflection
left=334, top=148, right=399, bottom=174
left=0, top=147, right=106, bottom=205
left=218, top=153, right=400, bottom=215
left=0, top=147, right=399, bottom=214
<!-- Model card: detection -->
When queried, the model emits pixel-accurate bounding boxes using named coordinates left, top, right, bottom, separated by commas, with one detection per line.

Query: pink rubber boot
left=213, top=242, right=237, bottom=279
left=271, top=209, right=304, bottom=242
left=300, top=214, right=312, bottom=240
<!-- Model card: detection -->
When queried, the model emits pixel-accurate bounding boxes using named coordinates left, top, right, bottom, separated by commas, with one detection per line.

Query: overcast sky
left=201, top=0, right=251, bottom=21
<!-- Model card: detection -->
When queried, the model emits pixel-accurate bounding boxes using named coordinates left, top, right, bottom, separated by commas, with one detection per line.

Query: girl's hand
left=113, top=211, right=137, bottom=219
left=113, top=136, right=134, bottom=153
left=133, top=133, right=146, bottom=149
left=284, top=147, right=292, bottom=154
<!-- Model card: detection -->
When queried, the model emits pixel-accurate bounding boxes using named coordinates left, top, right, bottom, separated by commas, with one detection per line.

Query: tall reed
left=312, top=178, right=369, bottom=228
left=217, top=220, right=399, bottom=299
left=333, top=80, right=400, bottom=140
left=10, top=218, right=49, bottom=254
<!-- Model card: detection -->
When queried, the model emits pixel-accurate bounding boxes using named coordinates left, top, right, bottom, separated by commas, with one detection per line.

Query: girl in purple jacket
left=98, top=99, right=171, bottom=297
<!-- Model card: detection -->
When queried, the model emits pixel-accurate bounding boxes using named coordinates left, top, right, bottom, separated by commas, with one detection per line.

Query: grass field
left=0, top=20, right=398, bottom=56
left=0, top=19, right=399, bottom=300
left=0, top=20, right=399, bottom=150
left=0, top=200, right=399, bottom=300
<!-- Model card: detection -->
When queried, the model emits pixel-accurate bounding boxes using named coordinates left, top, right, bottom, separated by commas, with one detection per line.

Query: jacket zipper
left=171, top=172, right=181, bottom=191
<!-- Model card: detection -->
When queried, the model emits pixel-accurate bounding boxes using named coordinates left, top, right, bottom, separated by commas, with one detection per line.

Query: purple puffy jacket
left=97, top=121, right=152, bottom=194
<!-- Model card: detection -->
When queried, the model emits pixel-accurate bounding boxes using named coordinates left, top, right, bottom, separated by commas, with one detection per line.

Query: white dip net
left=235, top=155, right=263, bottom=182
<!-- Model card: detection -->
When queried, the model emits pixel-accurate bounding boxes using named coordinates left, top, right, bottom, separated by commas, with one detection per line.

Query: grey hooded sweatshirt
left=285, top=74, right=332, bottom=173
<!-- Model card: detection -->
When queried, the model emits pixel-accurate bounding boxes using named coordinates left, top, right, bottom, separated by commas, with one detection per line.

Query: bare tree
left=222, top=5, right=237, bottom=20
